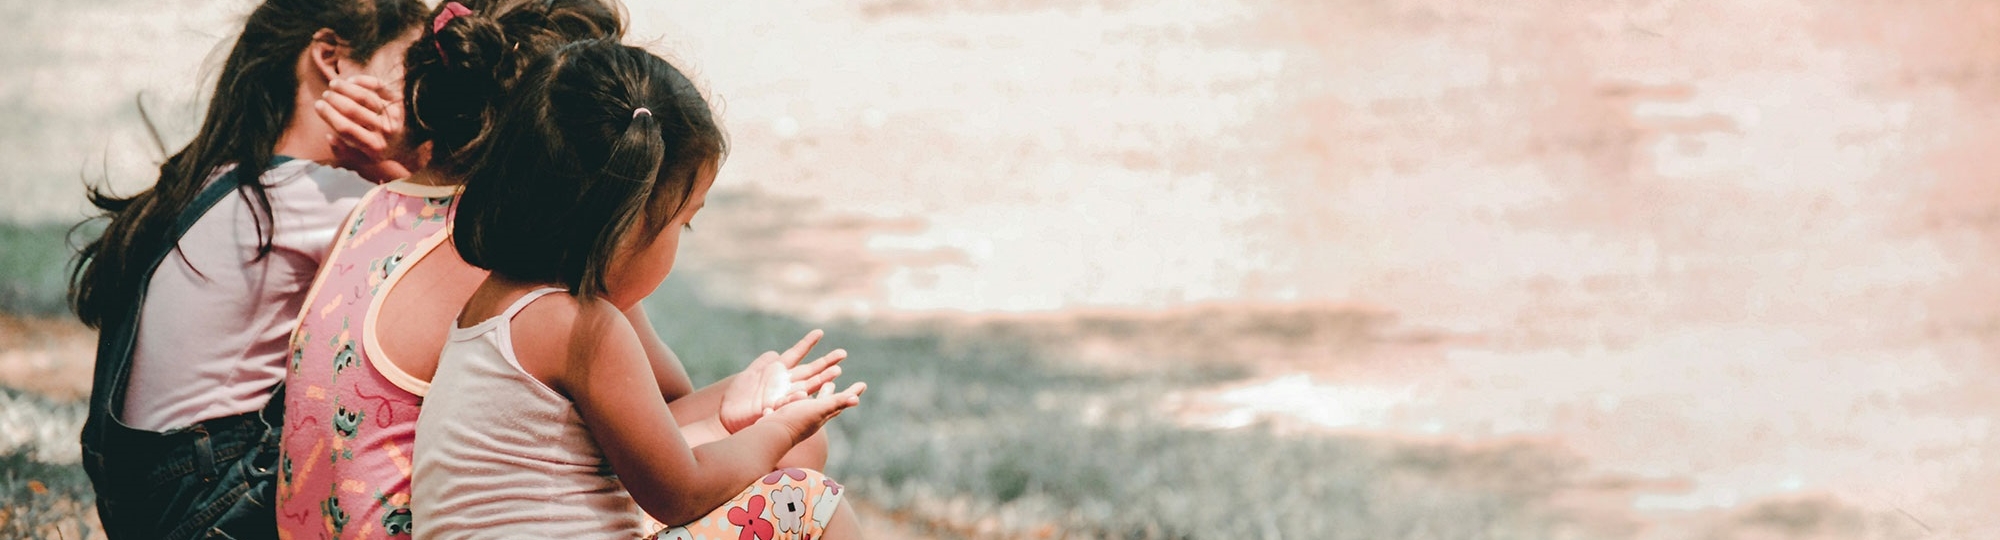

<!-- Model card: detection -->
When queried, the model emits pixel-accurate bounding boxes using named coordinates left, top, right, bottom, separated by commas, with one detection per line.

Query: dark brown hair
left=69, top=0, right=428, bottom=328
left=403, top=0, right=626, bottom=176
left=453, top=39, right=725, bottom=300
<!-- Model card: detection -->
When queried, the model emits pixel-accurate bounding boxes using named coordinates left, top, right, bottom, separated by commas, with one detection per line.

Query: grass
left=642, top=277, right=1587, bottom=539
left=0, top=221, right=84, bottom=317
left=0, top=221, right=1589, bottom=539
left=0, top=388, right=93, bottom=539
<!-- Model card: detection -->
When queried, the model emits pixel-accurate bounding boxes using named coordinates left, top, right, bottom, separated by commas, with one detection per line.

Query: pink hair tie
left=432, top=2, right=474, bottom=61
left=633, top=107, right=652, bottom=119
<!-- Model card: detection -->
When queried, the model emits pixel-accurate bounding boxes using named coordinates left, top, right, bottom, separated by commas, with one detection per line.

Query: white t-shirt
left=121, top=159, right=374, bottom=431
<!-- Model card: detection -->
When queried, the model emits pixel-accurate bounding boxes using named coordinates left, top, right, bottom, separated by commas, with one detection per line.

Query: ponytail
left=453, top=39, right=725, bottom=301
left=404, top=0, right=625, bottom=176
left=576, top=107, right=670, bottom=297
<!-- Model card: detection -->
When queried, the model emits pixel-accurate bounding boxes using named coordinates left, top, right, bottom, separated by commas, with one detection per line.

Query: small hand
left=315, top=76, right=414, bottom=181
left=719, top=330, right=848, bottom=434
left=761, top=381, right=866, bottom=443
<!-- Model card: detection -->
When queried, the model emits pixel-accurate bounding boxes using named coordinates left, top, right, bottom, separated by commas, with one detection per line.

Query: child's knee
left=755, top=468, right=845, bottom=533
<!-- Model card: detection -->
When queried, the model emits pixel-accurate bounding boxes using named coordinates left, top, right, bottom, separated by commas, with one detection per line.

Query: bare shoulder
left=508, top=293, right=641, bottom=395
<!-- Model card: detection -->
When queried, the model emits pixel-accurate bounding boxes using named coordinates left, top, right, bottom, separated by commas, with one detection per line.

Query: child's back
left=413, top=287, right=648, bottom=538
left=411, top=38, right=867, bottom=539
left=275, top=2, right=627, bottom=536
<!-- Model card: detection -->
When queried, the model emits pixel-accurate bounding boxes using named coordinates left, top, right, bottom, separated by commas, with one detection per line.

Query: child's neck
left=272, top=99, right=336, bottom=164
left=460, top=273, right=567, bottom=328
left=405, top=168, right=464, bottom=187
left=484, top=273, right=562, bottom=294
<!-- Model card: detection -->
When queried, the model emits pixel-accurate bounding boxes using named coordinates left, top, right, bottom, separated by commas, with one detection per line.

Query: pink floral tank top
left=278, top=180, right=459, bottom=539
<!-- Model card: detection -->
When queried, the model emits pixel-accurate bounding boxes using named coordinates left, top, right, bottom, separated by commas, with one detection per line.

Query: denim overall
left=80, top=158, right=294, bottom=540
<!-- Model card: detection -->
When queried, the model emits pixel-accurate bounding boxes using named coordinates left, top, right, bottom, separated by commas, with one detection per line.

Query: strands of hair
left=402, top=0, right=627, bottom=176
left=452, top=39, right=725, bottom=301
left=68, top=0, right=428, bottom=329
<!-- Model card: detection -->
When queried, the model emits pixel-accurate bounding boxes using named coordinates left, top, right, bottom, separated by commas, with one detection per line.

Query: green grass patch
left=0, top=221, right=85, bottom=317
left=642, top=277, right=1585, bottom=539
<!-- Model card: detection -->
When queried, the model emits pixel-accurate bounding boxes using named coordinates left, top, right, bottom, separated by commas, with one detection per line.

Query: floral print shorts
left=643, top=468, right=845, bottom=540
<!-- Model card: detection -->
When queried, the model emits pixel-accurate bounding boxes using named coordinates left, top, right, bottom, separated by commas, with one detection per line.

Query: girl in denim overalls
left=69, top=1, right=426, bottom=537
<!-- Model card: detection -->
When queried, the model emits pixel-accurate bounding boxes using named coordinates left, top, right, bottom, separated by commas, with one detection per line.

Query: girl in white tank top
left=411, top=39, right=869, bottom=539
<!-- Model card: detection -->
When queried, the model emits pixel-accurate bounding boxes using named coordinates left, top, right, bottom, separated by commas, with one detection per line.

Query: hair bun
left=405, top=0, right=628, bottom=174
left=431, top=9, right=508, bottom=76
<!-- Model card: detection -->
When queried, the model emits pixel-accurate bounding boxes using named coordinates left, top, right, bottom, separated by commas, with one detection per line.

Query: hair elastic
left=432, top=2, right=474, bottom=61
left=633, top=107, right=652, bottom=119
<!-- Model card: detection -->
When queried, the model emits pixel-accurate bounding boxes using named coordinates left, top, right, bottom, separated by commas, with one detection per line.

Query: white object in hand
left=764, top=362, right=791, bottom=407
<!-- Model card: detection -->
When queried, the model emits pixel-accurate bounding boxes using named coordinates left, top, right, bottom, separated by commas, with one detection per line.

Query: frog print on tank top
left=278, top=181, right=459, bottom=539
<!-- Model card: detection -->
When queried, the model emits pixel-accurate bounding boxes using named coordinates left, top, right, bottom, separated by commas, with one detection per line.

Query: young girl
left=411, top=39, right=866, bottom=539
left=286, top=2, right=845, bottom=537
left=275, top=2, right=628, bottom=537
left=68, top=1, right=427, bottom=538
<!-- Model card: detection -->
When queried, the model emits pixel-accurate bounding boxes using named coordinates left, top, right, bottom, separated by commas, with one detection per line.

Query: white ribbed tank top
left=412, top=288, right=648, bottom=539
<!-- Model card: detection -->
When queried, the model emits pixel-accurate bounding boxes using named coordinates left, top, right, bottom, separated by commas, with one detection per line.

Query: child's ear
left=306, top=28, right=344, bottom=84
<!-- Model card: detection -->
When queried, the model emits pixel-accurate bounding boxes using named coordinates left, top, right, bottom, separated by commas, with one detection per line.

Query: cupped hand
left=760, top=381, right=866, bottom=444
left=718, top=329, right=849, bottom=433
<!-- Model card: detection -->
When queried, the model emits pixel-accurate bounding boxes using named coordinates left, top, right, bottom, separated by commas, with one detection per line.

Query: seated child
left=410, top=39, right=867, bottom=539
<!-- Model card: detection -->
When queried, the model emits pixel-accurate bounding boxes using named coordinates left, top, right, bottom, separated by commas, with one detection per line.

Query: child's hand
left=761, top=381, right=866, bottom=444
left=718, top=329, right=848, bottom=434
left=315, top=76, right=415, bottom=182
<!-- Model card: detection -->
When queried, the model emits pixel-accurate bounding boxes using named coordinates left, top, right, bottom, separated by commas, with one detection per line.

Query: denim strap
left=83, top=156, right=298, bottom=447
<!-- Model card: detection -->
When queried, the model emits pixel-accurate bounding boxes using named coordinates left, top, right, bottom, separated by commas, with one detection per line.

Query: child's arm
left=668, top=330, right=848, bottom=430
left=623, top=304, right=694, bottom=400
left=619, top=306, right=843, bottom=441
left=549, top=299, right=862, bottom=526
left=643, top=326, right=847, bottom=435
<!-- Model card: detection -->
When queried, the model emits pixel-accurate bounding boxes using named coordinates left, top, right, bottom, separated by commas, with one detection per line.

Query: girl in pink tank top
left=278, top=1, right=628, bottom=537
left=279, top=182, right=458, bottom=538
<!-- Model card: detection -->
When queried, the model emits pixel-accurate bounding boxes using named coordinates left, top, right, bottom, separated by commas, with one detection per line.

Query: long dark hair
left=69, top=0, right=427, bottom=329
left=454, top=39, right=726, bottom=300
left=404, top=0, right=626, bottom=177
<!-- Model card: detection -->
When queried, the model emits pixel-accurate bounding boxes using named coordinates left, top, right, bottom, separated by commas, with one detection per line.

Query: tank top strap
left=500, top=287, right=569, bottom=322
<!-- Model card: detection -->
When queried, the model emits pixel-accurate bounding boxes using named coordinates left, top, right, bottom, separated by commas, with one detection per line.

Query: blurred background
left=5, top=0, right=2000, bottom=538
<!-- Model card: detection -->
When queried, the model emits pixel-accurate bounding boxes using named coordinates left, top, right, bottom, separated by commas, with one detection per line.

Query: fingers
left=321, top=90, right=395, bottom=140
left=791, top=365, right=841, bottom=396
left=330, top=78, right=396, bottom=115
left=815, top=382, right=865, bottom=411
left=788, top=348, right=846, bottom=380
left=315, top=99, right=388, bottom=158
left=746, top=350, right=780, bottom=370
left=766, top=390, right=809, bottom=412
left=344, top=77, right=407, bottom=131
left=778, top=329, right=825, bottom=366
left=835, top=381, right=866, bottom=405
left=334, top=76, right=400, bottom=114
left=819, top=382, right=865, bottom=417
